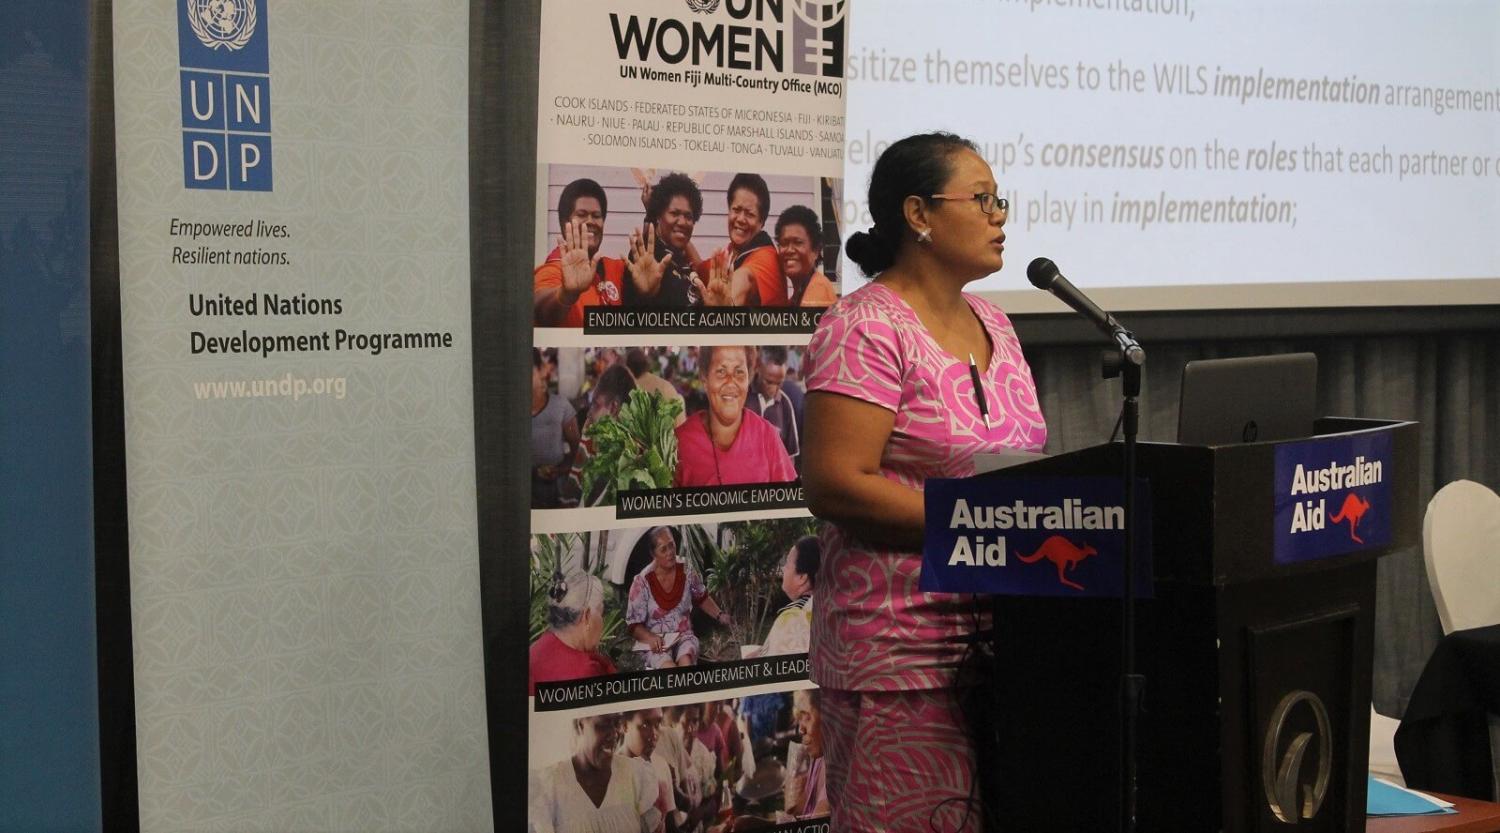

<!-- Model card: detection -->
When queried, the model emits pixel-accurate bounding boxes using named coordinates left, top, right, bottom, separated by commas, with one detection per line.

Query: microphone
left=1027, top=257, right=1144, bottom=366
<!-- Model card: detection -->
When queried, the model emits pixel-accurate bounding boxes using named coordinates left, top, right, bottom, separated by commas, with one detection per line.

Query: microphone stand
left=1101, top=326, right=1145, bottom=833
left=1026, top=259, right=1147, bottom=831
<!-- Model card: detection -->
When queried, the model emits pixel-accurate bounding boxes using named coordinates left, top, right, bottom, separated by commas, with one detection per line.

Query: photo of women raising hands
left=532, top=165, right=843, bottom=325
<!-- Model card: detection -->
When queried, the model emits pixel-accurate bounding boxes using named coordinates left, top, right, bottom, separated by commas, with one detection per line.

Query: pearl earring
left=917, top=228, right=932, bottom=243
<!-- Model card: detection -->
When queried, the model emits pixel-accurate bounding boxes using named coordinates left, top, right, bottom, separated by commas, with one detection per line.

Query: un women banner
left=523, top=3, right=850, bottom=831
left=113, top=1, right=491, bottom=829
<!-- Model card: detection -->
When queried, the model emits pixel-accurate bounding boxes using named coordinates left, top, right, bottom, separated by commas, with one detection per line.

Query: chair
left=1419, top=479, right=1500, bottom=797
left=1422, top=480, right=1500, bottom=634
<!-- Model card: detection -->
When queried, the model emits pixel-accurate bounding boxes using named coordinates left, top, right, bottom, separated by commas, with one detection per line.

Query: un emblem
left=685, top=0, right=721, bottom=11
left=187, top=0, right=258, bottom=52
left=1260, top=690, right=1333, bottom=824
left=789, top=0, right=848, bottom=27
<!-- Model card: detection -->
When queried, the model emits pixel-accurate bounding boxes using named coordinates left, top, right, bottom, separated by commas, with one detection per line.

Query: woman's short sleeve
left=766, top=432, right=797, bottom=482
left=632, top=759, right=664, bottom=832
left=804, top=304, right=904, bottom=412
left=625, top=573, right=651, bottom=627
left=688, top=569, right=707, bottom=604
left=527, top=763, right=559, bottom=833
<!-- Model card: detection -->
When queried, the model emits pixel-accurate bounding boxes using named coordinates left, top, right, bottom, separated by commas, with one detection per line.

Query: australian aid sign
left=920, top=476, right=1152, bottom=597
left=1273, top=430, right=1393, bottom=564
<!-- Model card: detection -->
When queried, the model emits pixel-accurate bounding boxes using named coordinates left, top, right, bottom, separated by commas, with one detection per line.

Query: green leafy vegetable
left=580, top=389, right=682, bottom=504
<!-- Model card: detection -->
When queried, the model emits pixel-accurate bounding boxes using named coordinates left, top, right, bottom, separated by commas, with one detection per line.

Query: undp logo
left=186, top=0, right=258, bottom=52
left=177, top=0, right=267, bottom=74
left=176, top=0, right=272, bottom=191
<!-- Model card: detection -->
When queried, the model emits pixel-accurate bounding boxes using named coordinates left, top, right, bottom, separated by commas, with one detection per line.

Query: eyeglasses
left=928, top=192, right=1009, bottom=215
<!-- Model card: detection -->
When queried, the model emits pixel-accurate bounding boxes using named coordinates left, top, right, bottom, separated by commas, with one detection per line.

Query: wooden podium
left=959, top=418, right=1419, bottom=832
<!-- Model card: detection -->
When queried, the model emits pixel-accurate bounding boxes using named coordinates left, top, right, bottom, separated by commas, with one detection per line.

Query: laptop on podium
left=1177, top=352, right=1317, bottom=446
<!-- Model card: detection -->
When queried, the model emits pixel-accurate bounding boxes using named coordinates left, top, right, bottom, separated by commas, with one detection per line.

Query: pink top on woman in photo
left=674, top=409, right=797, bottom=487
left=804, top=281, right=1048, bottom=691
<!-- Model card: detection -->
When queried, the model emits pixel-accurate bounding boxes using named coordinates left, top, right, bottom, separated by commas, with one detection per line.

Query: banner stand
left=469, top=0, right=543, bottom=823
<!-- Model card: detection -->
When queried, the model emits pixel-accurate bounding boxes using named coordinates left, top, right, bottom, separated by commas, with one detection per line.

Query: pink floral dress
left=626, top=563, right=707, bottom=669
left=804, top=281, right=1048, bottom=691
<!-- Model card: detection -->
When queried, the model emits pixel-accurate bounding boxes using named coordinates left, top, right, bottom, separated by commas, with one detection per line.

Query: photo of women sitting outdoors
left=625, top=526, right=730, bottom=669
left=527, top=517, right=821, bottom=684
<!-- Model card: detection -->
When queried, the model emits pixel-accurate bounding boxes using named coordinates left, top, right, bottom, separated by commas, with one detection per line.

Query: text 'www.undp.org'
left=193, top=373, right=347, bottom=402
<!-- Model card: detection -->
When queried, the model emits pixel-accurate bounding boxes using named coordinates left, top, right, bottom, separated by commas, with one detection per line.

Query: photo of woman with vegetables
left=533, top=346, right=809, bottom=509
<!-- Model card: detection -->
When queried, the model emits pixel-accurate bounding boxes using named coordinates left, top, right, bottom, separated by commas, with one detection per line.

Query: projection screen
left=842, top=0, right=1500, bottom=313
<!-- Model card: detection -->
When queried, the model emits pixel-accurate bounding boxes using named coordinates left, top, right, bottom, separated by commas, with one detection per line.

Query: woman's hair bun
left=845, top=228, right=898, bottom=278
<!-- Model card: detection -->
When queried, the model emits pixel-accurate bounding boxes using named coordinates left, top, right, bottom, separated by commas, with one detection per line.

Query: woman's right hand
left=555, top=219, right=602, bottom=304
left=648, top=633, right=666, bottom=652
left=626, top=225, right=671, bottom=297
left=693, top=252, right=732, bottom=307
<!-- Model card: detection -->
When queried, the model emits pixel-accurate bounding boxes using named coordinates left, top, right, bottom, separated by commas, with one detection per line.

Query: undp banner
left=1273, top=430, right=1394, bottom=564
left=921, top=476, right=1153, bottom=597
left=113, top=1, right=490, bottom=829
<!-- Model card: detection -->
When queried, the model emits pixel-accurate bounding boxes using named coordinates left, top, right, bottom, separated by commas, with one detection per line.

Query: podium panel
left=956, top=419, right=1418, bottom=832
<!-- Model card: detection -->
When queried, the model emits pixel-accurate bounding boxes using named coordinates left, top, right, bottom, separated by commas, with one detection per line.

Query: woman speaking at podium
left=802, top=133, right=1049, bottom=832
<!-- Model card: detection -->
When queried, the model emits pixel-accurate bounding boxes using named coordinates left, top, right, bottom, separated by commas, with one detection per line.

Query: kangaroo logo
left=1328, top=492, right=1371, bottom=544
left=1016, top=535, right=1097, bottom=591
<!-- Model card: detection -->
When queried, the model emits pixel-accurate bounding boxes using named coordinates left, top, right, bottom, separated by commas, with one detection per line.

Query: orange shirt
left=740, top=245, right=788, bottom=306
left=697, top=240, right=788, bottom=306
left=797, top=270, right=838, bottom=306
left=532, top=249, right=627, bottom=327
